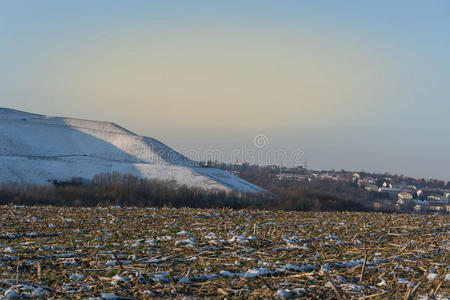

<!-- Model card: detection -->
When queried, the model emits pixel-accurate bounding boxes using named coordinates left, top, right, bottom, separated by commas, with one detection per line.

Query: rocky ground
left=0, top=206, right=448, bottom=299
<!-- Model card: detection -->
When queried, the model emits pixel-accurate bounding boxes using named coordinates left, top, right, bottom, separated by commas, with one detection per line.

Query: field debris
left=0, top=205, right=448, bottom=299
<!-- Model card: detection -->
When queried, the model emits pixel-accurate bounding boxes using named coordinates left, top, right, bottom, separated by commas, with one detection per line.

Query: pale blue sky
left=1, top=1, right=449, bottom=180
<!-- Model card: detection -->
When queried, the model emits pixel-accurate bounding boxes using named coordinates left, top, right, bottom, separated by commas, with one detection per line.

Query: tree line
left=0, top=173, right=370, bottom=211
left=237, top=168, right=384, bottom=205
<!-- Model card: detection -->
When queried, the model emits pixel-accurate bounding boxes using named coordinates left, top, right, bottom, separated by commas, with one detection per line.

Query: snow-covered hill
left=0, top=108, right=263, bottom=193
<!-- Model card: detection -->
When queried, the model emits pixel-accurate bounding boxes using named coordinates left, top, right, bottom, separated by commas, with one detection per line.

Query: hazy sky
left=1, top=1, right=449, bottom=180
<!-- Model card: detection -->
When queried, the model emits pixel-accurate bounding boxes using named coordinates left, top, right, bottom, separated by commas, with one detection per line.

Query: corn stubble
left=0, top=206, right=448, bottom=299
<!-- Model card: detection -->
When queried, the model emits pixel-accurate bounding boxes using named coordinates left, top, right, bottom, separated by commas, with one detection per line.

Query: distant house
left=382, top=182, right=393, bottom=188
left=417, top=189, right=424, bottom=199
left=397, top=192, right=413, bottom=204
left=398, top=192, right=413, bottom=200
left=364, top=184, right=378, bottom=192
left=379, top=187, right=401, bottom=198
left=428, top=195, right=442, bottom=201
left=413, top=199, right=449, bottom=213
left=357, top=179, right=368, bottom=185
left=427, top=201, right=447, bottom=212
left=367, top=177, right=376, bottom=184
left=277, top=173, right=309, bottom=181
left=399, top=186, right=417, bottom=197
left=319, top=173, right=334, bottom=180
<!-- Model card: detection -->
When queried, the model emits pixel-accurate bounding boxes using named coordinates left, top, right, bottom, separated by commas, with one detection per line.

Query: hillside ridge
left=0, top=107, right=263, bottom=193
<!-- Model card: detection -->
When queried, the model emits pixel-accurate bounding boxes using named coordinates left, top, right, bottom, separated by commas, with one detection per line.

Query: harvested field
left=0, top=206, right=448, bottom=299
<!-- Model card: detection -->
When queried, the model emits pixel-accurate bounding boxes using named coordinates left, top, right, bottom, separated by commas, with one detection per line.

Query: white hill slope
left=0, top=108, right=263, bottom=193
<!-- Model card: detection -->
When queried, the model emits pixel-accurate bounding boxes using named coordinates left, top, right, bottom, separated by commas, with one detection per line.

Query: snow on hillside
left=0, top=108, right=263, bottom=193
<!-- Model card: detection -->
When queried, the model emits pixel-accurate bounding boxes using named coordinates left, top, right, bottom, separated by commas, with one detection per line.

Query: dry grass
left=0, top=205, right=448, bottom=299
